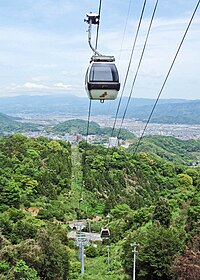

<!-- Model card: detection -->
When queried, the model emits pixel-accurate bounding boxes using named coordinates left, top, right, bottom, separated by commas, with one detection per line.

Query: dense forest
left=80, top=141, right=200, bottom=279
left=0, top=134, right=199, bottom=279
left=0, top=135, right=72, bottom=279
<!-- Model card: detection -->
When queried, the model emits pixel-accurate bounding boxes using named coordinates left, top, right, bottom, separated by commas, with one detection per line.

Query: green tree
left=123, top=224, right=186, bottom=280
left=153, top=197, right=171, bottom=227
left=177, top=173, right=193, bottom=188
left=0, top=183, right=21, bottom=209
left=111, top=203, right=133, bottom=219
left=186, top=190, right=200, bottom=235
left=36, top=225, right=69, bottom=280
left=14, top=259, right=40, bottom=280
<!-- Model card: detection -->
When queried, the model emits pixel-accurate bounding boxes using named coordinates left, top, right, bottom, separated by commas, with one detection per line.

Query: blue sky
left=0, top=0, right=199, bottom=99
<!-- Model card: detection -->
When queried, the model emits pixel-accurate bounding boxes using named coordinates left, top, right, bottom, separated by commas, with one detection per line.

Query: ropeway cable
left=106, top=0, right=132, bottom=135
left=86, top=99, right=92, bottom=142
left=95, top=0, right=102, bottom=50
left=117, top=0, right=132, bottom=63
left=111, top=0, right=148, bottom=139
left=116, top=0, right=159, bottom=139
left=133, top=0, right=200, bottom=154
left=86, top=0, right=103, bottom=140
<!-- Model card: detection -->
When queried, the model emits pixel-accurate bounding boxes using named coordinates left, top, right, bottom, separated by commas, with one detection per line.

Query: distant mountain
left=129, top=100, right=200, bottom=124
left=0, top=95, right=88, bottom=115
left=0, top=112, right=39, bottom=134
left=0, top=95, right=199, bottom=124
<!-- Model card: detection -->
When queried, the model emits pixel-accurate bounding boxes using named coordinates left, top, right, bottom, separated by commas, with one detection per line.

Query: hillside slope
left=0, top=112, right=39, bottom=134
left=0, top=135, right=199, bottom=279
left=127, top=135, right=200, bottom=164
left=51, top=119, right=136, bottom=140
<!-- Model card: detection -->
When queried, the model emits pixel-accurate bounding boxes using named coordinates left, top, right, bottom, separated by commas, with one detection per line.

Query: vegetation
left=0, top=134, right=199, bottom=279
left=0, top=113, right=39, bottom=135
left=51, top=118, right=136, bottom=140
left=79, top=141, right=200, bottom=279
left=128, top=135, right=200, bottom=164
left=0, top=135, right=72, bottom=279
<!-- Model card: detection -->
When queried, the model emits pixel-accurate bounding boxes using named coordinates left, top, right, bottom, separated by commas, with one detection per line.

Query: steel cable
left=111, top=0, right=148, bottom=139
left=117, top=0, right=159, bottom=139
left=133, top=0, right=200, bottom=154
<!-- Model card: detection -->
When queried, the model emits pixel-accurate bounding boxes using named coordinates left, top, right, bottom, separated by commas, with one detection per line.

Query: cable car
left=100, top=227, right=110, bottom=239
left=85, top=55, right=120, bottom=102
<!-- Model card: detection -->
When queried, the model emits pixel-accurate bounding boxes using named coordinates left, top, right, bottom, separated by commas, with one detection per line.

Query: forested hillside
left=80, top=141, right=200, bottom=279
left=128, top=135, right=200, bottom=164
left=51, top=119, right=135, bottom=140
left=0, top=135, right=72, bottom=279
left=0, top=113, right=39, bottom=135
left=0, top=135, right=199, bottom=279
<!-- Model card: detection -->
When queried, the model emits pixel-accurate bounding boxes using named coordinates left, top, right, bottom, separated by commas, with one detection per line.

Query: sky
left=0, top=0, right=199, bottom=100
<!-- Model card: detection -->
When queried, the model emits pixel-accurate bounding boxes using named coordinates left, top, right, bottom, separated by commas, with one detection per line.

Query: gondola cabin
left=100, top=227, right=110, bottom=239
left=85, top=55, right=120, bottom=102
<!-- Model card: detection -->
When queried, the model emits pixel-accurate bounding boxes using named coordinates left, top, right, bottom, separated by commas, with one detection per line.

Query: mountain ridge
left=0, top=95, right=200, bottom=124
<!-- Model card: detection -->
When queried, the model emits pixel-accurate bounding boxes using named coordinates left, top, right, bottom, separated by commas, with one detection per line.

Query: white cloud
left=0, top=80, right=84, bottom=97
left=15, top=82, right=50, bottom=90
left=54, top=83, right=72, bottom=90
